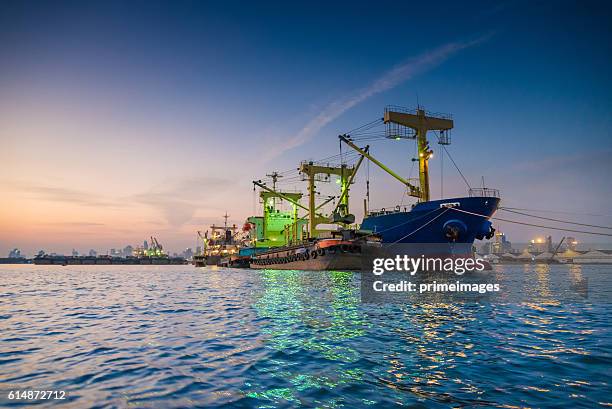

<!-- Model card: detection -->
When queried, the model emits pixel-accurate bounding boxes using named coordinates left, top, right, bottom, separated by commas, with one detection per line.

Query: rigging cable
left=498, top=208, right=612, bottom=230
left=349, top=206, right=444, bottom=243
left=390, top=208, right=451, bottom=244
left=366, top=155, right=370, bottom=212
left=436, top=132, right=471, bottom=190
left=500, top=207, right=612, bottom=218
left=346, top=118, right=384, bottom=135
left=400, top=142, right=417, bottom=208
left=447, top=207, right=612, bottom=237
left=440, top=137, right=444, bottom=199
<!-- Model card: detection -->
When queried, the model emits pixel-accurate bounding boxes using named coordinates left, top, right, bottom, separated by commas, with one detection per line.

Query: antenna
left=266, top=171, right=282, bottom=190
left=266, top=171, right=282, bottom=208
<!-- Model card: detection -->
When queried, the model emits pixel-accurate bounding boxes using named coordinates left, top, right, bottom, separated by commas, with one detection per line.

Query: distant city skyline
left=2, top=1, right=611, bottom=255
left=9, top=234, right=612, bottom=259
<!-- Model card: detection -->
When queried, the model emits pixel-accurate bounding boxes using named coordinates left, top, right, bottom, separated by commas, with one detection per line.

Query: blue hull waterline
left=361, top=196, right=500, bottom=255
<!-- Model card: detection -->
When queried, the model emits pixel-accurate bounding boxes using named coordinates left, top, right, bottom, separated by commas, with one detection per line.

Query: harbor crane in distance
left=549, top=237, right=566, bottom=263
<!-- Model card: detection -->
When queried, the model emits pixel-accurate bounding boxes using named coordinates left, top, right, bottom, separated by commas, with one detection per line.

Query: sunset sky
left=1, top=1, right=611, bottom=255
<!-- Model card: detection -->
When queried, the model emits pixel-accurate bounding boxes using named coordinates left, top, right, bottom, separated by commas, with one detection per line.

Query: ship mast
left=265, top=172, right=281, bottom=208
left=384, top=107, right=453, bottom=202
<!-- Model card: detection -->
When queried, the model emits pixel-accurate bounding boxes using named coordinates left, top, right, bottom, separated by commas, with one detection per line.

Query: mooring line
left=499, top=207, right=612, bottom=230
left=448, top=207, right=612, bottom=237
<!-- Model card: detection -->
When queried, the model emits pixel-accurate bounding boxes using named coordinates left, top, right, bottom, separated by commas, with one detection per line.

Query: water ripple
left=0, top=265, right=610, bottom=408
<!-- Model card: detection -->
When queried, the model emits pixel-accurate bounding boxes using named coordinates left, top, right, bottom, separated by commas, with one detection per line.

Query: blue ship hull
left=360, top=196, right=500, bottom=253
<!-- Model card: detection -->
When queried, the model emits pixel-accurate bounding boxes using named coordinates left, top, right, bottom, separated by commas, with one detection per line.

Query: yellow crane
left=340, top=107, right=454, bottom=203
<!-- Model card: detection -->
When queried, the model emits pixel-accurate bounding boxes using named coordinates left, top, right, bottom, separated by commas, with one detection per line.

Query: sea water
left=0, top=265, right=610, bottom=408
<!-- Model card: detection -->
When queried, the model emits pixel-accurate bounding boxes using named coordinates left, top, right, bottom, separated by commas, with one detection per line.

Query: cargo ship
left=250, top=231, right=380, bottom=270
left=239, top=154, right=384, bottom=270
left=193, top=214, right=243, bottom=267
left=339, top=106, right=498, bottom=255
left=237, top=106, right=499, bottom=270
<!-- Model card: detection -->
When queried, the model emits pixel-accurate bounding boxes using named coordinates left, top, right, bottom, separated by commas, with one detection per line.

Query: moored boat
left=250, top=236, right=378, bottom=270
left=198, top=105, right=500, bottom=270
left=193, top=213, right=243, bottom=267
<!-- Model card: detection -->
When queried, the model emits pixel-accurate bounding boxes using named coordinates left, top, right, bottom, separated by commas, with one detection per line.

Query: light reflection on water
left=0, top=264, right=610, bottom=408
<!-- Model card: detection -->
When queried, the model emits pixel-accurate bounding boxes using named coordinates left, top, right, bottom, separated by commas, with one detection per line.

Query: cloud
left=42, top=222, right=105, bottom=226
left=187, top=215, right=240, bottom=227
left=510, top=150, right=612, bottom=174
left=4, top=182, right=121, bottom=208
left=132, top=176, right=230, bottom=226
left=263, top=34, right=493, bottom=161
left=3, top=177, right=233, bottom=227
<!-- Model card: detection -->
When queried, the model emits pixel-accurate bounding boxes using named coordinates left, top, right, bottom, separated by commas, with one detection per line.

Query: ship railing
left=385, top=122, right=416, bottom=140
left=367, top=205, right=412, bottom=217
left=468, top=188, right=500, bottom=198
left=385, top=105, right=453, bottom=120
